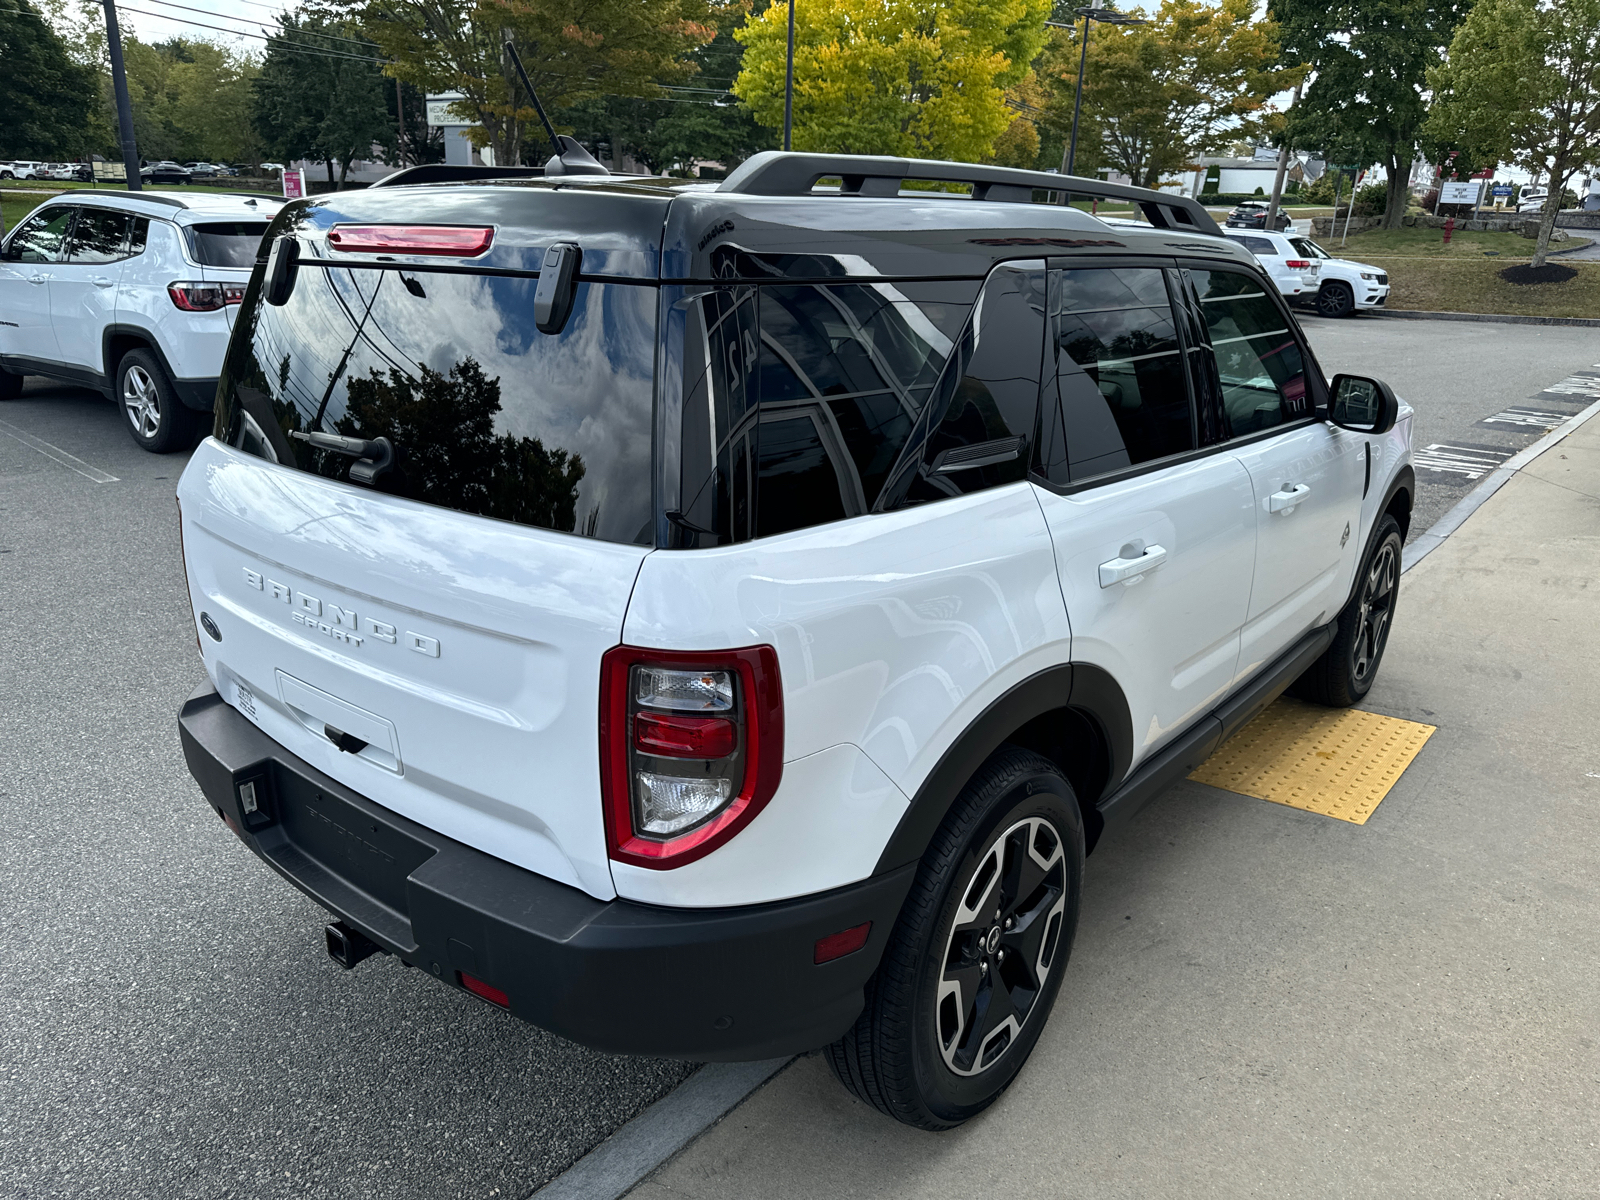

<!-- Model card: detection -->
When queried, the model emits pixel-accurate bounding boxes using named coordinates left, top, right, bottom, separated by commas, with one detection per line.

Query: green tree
left=1038, top=0, right=1301, bottom=188
left=254, top=13, right=395, bottom=184
left=120, top=38, right=261, bottom=164
left=349, top=0, right=718, bottom=167
left=733, top=0, right=1051, bottom=163
left=0, top=0, right=97, bottom=159
left=1271, top=0, right=1469, bottom=229
left=1427, top=0, right=1600, bottom=266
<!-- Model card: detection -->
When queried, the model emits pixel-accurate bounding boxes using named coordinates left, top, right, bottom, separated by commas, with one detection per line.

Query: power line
left=113, top=3, right=390, bottom=62
left=131, top=0, right=382, bottom=48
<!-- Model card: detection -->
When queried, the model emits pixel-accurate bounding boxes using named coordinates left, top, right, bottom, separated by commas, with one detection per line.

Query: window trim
left=2, top=204, right=78, bottom=262
left=63, top=206, right=140, bottom=265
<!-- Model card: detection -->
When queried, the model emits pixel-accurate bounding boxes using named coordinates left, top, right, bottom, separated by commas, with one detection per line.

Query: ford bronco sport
left=175, top=152, right=1414, bottom=1130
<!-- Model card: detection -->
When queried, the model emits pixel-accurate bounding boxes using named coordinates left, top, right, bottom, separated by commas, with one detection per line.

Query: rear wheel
left=117, top=348, right=194, bottom=452
left=1317, top=281, right=1356, bottom=318
left=826, top=746, right=1084, bottom=1129
left=1294, top=514, right=1402, bottom=707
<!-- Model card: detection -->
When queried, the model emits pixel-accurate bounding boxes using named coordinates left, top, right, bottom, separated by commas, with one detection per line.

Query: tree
left=1037, top=0, right=1301, bottom=188
left=1427, top=0, right=1600, bottom=266
left=350, top=0, right=718, bottom=168
left=254, top=13, right=395, bottom=184
left=1271, top=0, right=1469, bottom=229
left=733, top=0, right=1051, bottom=163
left=119, top=38, right=262, bottom=164
left=0, top=0, right=97, bottom=159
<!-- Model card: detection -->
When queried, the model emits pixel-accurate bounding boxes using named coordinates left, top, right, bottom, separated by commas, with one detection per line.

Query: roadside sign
left=282, top=169, right=306, bottom=200
left=1492, top=184, right=1513, bottom=199
left=1439, top=180, right=1483, bottom=206
left=92, top=161, right=126, bottom=181
left=425, top=92, right=467, bottom=127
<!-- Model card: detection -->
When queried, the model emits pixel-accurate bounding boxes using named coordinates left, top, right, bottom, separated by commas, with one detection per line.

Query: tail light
left=168, top=281, right=245, bottom=311
left=1284, top=259, right=1313, bottom=269
left=599, top=645, right=783, bottom=869
left=328, top=225, right=494, bottom=256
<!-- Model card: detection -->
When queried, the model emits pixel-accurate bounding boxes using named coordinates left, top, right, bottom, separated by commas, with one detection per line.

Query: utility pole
left=1263, top=80, right=1303, bottom=233
left=102, top=0, right=141, bottom=190
left=395, top=78, right=407, bottom=165
left=782, top=0, right=795, bottom=152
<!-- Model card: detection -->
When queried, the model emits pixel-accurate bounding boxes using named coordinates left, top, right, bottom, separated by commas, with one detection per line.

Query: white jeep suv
left=1223, top=228, right=1320, bottom=300
left=1287, top=235, right=1392, bottom=317
left=175, top=154, right=1415, bottom=1130
left=0, top=190, right=283, bottom=449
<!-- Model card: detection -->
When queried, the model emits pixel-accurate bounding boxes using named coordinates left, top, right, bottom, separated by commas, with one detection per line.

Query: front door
left=1031, top=264, right=1257, bottom=771
left=0, top=205, right=75, bottom=368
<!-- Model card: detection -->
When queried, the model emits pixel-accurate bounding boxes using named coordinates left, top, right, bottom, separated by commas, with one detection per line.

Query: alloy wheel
left=936, top=816, right=1067, bottom=1077
left=123, top=365, right=160, bottom=438
left=1351, top=540, right=1398, bottom=683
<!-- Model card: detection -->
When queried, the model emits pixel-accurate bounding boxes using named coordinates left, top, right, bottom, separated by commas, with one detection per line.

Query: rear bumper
left=178, top=681, right=913, bottom=1061
left=174, top=378, right=219, bottom=411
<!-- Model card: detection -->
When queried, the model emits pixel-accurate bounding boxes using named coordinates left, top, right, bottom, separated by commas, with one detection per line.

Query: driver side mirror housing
left=1327, top=374, right=1399, bottom=435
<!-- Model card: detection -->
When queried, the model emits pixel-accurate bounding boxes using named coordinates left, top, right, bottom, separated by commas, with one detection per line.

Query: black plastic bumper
left=178, top=682, right=914, bottom=1060
left=174, top=378, right=218, bottom=412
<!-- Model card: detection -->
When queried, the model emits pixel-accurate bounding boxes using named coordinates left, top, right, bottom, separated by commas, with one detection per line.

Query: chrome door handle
left=92, top=276, right=115, bottom=288
left=1268, top=483, right=1311, bottom=514
left=1099, top=544, right=1167, bottom=588
left=28, top=273, right=48, bottom=285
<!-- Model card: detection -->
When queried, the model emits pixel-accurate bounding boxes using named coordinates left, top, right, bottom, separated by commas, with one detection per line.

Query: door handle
left=92, top=276, right=115, bottom=288
left=1268, top=483, right=1311, bottom=514
left=28, top=273, right=48, bottom=285
left=1099, top=544, right=1167, bottom=588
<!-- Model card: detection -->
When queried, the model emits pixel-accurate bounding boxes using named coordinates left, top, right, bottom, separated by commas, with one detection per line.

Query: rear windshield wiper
left=290, top=430, right=395, bottom=485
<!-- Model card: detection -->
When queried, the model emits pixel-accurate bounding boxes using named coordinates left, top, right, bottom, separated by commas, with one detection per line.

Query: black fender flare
left=102, top=324, right=179, bottom=397
left=872, top=663, right=1133, bottom=874
left=1343, top=463, right=1414, bottom=610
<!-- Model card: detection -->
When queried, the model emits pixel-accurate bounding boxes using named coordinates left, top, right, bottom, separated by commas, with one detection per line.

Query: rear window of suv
left=187, top=222, right=271, bottom=267
left=215, top=259, right=656, bottom=545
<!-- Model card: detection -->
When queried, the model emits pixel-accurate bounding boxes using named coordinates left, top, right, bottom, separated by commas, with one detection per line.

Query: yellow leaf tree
left=734, top=0, right=1051, bottom=163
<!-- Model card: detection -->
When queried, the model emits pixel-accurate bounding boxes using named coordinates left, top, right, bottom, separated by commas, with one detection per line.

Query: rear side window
left=65, top=209, right=131, bottom=263
left=187, top=222, right=271, bottom=267
left=1232, top=235, right=1277, bottom=256
left=1036, top=266, right=1194, bottom=483
left=216, top=262, right=656, bottom=545
left=1185, top=269, right=1309, bottom=435
left=1288, top=237, right=1325, bottom=259
left=4, top=207, right=74, bottom=262
left=673, top=278, right=977, bottom=544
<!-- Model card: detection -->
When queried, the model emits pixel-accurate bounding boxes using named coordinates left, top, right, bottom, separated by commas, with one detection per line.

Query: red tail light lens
left=327, top=225, right=495, bottom=256
left=168, top=281, right=245, bottom=311
left=599, top=645, right=784, bottom=869
left=1285, top=259, right=1313, bottom=269
left=458, top=972, right=509, bottom=1008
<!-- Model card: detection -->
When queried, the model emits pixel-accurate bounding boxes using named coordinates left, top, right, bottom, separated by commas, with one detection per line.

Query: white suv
left=1224, top=228, right=1320, bottom=299
left=0, top=190, right=283, bottom=450
left=1287, top=235, right=1392, bottom=317
left=175, top=154, right=1415, bottom=1130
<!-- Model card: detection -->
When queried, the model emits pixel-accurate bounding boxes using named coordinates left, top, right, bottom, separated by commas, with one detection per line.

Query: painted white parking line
left=1414, top=443, right=1515, bottom=480
left=0, top=419, right=120, bottom=483
left=1542, top=374, right=1600, bottom=398
left=1478, top=407, right=1570, bottom=430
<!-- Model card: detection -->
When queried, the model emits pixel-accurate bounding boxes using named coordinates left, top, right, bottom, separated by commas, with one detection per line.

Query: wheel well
left=105, top=332, right=152, bottom=382
left=1006, top=706, right=1110, bottom=855
left=1384, top=483, right=1412, bottom=540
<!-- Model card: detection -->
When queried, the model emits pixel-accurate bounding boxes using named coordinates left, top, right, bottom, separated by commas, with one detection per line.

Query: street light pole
left=1050, top=9, right=1147, bottom=179
left=102, top=0, right=141, bottom=191
left=783, top=0, right=795, bottom=152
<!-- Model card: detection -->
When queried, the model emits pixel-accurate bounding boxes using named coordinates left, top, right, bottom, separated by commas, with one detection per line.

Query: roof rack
left=372, top=164, right=548, bottom=189
left=717, top=152, right=1221, bottom=236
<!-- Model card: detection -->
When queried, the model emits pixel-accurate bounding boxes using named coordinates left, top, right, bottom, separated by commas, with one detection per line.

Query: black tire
left=116, top=348, right=194, bottom=452
left=1293, top=514, right=1402, bottom=707
left=1316, top=281, right=1356, bottom=318
left=827, top=746, right=1084, bottom=1129
left=0, top=365, right=23, bottom=400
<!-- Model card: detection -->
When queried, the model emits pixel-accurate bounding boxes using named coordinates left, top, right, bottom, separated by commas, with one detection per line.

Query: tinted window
left=1186, top=269, right=1309, bottom=435
left=216, top=263, right=656, bottom=545
left=1037, top=266, right=1194, bottom=482
left=188, top=222, right=271, bottom=267
left=65, top=209, right=130, bottom=263
left=674, top=279, right=977, bottom=544
left=1288, top=237, right=1327, bottom=259
left=1231, top=235, right=1277, bottom=255
left=5, top=207, right=74, bottom=262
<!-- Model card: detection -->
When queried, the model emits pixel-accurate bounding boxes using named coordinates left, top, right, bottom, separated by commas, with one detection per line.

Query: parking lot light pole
left=1049, top=9, right=1148, bottom=178
left=782, top=0, right=795, bottom=152
left=101, top=0, right=142, bottom=191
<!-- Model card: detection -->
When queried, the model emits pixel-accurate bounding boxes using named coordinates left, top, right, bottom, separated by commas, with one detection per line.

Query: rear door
left=1031, top=263, right=1256, bottom=770
left=52, top=207, right=132, bottom=372
left=178, top=222, right=659, bottom=901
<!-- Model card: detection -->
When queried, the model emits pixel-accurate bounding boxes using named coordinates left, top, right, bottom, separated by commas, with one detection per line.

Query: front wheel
left=826, top=746, right=1084, bottom=1129
left=1317, top=281, right=1356, bottom=318
left=1294, top=514, right=1402, bottom=707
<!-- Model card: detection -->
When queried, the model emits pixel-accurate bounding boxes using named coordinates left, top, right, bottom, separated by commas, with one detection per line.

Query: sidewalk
left=635, top=420, right=1600, bottom=1199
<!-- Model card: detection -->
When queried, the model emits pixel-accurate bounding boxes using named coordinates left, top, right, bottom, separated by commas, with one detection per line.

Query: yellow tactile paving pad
left=1188, top=697, right=1436, bottom=824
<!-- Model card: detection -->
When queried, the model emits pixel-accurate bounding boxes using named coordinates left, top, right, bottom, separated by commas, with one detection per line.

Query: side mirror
left=1328, top=374, right=1399, bottom=435
left=262, top=235, right=299, bottom=307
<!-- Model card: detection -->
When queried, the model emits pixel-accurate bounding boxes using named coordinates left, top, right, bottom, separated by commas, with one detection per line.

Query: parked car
left=1518, top=190, right=1548, bottom=213
left=1284, top=236, right=1390, bottom=317
left=0, top=190, right=285, bottom=447
left=172, top=152, right=1413, bottom=1131
left=260, top=162, right=286, bottom=173
left=141, top=161, right=193, bottom=184
left=1225, top=200, right=1293, bottom=231
left=1, top=160, right=49, bottom=180
left=47, top=163, right=92, bottom=182
left=184, top=162, right=220, bottom=178
left=1223, top=229, right=1320, bottom=299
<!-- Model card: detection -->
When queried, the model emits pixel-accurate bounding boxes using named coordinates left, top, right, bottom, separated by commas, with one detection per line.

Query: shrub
left=1351, top=181, right=1389, bottom=216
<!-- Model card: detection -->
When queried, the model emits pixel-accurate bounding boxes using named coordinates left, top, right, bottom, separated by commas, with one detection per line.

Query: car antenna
left=503, top=41, right=609, bottom=177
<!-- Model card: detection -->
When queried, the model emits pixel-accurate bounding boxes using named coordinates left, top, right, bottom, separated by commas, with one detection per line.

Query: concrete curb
left=1402, top=394, right=1600, bottom=574
left=528, top=1057, right=792, bottom=1200
left=1369, top=309, right=1600, bottom=329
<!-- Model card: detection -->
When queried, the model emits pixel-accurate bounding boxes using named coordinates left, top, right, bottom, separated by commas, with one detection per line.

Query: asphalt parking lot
left=1, top=317, right=1594, bottom=1199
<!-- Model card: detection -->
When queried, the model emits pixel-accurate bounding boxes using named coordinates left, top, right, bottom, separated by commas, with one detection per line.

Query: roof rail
left=372, top=164, right=548, bottom=189
left=717, top=152, right=1222, bottom=236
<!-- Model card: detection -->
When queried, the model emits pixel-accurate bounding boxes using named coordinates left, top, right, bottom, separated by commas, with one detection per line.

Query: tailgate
left=178, top=439, right=648, bottom=900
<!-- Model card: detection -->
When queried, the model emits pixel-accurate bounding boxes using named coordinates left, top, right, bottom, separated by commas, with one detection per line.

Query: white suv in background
left=0, top=190, right=283, bottom=450
left=1287, top=235, right=1392, bottom=317
left=1223, top=229, right=1320, bottom=300
left=175, top=154, right=1416, bottom=1131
